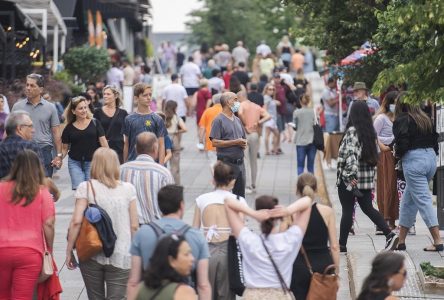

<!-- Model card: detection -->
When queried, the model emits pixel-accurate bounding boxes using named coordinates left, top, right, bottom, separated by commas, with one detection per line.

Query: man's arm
left=211, top=138, right=242, bottom=148
left=196, top=259, right=211, bottom=300
left=158, top=136, right=165, bottom=165
left=123, top=135, right=129, bottom=162
left=51, top=125, right=63, bottom=167
left=258, top=109, right=271, bottom=125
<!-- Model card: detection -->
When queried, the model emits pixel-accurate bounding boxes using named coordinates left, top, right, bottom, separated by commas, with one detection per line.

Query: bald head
left=220, top=92, right=237, bottom=108
left=136, top=132, right=158, bottom=157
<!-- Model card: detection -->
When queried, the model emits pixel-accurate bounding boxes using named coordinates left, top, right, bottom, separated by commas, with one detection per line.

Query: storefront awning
left=8, top=0, right=67, bottom=41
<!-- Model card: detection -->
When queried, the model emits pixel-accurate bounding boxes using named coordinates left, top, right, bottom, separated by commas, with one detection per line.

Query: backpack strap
left=177, top=224, right=191, bottom=236
left=148, top=222, right=166, bottom=238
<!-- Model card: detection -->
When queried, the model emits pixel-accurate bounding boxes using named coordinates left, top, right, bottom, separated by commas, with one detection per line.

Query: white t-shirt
left=238, top=225, right=303, bottom=288
left=208, top=77, right=225, bottom=94
left=180, top=62, right=201, bottom=88
left=232, top=46, right=250, bottom=64
left=256, top=44, right=272, bottom=57
left=195, top=189, right=246, bottom=223
left=162, top=83, right=188, bottom=117
left=106, top=67, right=124, bottom=87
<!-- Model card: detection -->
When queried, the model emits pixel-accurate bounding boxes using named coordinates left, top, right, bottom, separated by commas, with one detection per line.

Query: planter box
left=418, top=265, right=444, bottom=292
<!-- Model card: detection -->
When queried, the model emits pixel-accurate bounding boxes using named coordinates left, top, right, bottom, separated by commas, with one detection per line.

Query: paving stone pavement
left=53, top=74, right=443, bottom=299
left=322, top=163, right=444, bottom=300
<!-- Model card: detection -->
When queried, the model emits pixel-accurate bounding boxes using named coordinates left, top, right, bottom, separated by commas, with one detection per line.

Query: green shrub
left=63, top=47, right=109, bottom=84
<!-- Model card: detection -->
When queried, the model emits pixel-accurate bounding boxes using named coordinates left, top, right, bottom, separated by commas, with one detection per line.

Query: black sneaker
left=340, top=245, right=347, bottom=253
left=385, top=232, right=399, bottom=251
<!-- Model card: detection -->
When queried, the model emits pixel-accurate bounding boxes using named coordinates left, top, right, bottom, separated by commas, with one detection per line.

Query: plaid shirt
left=336, top=126, right=375, bottom=190
left=0, top=135, right=43, bottom=179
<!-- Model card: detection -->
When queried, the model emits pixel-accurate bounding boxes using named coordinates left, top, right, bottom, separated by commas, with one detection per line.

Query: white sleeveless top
left=195, top=189, right=247, bottom=241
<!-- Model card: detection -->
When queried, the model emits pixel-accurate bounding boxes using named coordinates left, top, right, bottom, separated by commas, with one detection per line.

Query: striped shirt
left=120, top=154, right=174, bottom=224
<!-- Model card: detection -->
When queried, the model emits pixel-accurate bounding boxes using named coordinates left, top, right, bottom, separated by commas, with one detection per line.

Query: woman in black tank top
left=290, top=173, right=339, bottom=299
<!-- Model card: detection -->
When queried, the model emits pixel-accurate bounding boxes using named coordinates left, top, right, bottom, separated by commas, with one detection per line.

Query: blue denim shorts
left=68, top=157, right=91, bottom=190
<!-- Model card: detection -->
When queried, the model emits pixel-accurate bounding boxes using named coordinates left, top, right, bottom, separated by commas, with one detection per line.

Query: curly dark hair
left=346, top=101, right=378, bottom=166
left=144, top=235, right=189, bottom=289
left=357, top=252, right=404, bottom=300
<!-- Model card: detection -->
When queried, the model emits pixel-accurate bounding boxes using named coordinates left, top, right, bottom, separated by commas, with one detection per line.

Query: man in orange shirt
left=198, top=93, right=223, bottom=170
left=238, top=90, right=270, bottom=193
left=291, top=49, right=305, bottom=73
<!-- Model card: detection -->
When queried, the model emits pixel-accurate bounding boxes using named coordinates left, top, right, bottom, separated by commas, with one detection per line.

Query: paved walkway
left=51, top=73, right=444, bottom=299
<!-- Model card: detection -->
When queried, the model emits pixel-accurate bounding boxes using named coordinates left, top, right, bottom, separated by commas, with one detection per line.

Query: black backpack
left=145, top=222, right=195, bottom=285
left=147, top=222, right=191, bottom=240
left=90, top=203, right=117, bottom=257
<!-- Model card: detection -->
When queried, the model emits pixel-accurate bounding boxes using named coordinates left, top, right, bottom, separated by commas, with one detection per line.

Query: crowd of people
left=0, top=35, right=441, bottom=300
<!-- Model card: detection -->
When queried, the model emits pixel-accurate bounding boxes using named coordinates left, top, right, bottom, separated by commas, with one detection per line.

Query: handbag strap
left=260, top=236, right=290, bottom=293
left=88, top=180, right=98, bottom=205
left=300, top=246, right=314, bottom=274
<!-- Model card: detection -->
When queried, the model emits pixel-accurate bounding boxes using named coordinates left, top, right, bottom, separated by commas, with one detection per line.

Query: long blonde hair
left=90, top=148, right=120, bottom=188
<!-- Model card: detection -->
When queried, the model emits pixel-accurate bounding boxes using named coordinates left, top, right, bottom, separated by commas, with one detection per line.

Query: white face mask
left=389, top=104, right=395, bottom=113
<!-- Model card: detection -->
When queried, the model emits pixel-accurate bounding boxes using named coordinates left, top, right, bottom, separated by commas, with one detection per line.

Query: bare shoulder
left=174, top=284, right=197, bottom=300
left=316, top=203, right=334, bottom=216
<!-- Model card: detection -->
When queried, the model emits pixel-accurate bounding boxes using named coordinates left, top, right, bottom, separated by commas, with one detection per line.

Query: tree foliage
left=286, top=0, right=444, bottom=102
left=63, top=47, right=110, bottom=84
left=187, top=0, right=297, bottom=52
left=372, top=0, right=444, bottom=102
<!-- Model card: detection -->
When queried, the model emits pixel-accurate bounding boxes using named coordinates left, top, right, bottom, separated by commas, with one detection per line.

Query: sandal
left=395, top=243, right=406, bottom=251
left=265, top=151, right=272, bottom=155
left=423, top=244, right=444, bottom=252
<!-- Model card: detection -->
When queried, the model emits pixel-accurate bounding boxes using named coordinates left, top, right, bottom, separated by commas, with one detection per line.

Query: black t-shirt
left=93, top=108, right=128, bottom=160
left=247, top=92, right=264, bottom=107
left=232, top=71, right=249, bottom=87
left=61, top=119, right=105, bottom=161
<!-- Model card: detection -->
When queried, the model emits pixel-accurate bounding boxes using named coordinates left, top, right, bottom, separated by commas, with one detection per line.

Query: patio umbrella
left=340, top=48, right=375, bottom=66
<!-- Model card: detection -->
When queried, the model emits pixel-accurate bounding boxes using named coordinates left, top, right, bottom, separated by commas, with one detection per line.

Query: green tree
left=187, top=0, right=297, bottom=51
left=372, top=0, right=444, bottom=102
left=63, top=47, right=109, bottom=84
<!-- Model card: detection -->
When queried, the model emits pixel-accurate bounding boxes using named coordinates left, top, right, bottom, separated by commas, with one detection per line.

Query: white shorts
left=264, top=118, right=277, bottom=129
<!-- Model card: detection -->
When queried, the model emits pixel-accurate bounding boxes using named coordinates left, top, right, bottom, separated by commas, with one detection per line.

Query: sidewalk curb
left=346, top=253, right=357, bottom=299
left=315, top=153, right=332, bottom=206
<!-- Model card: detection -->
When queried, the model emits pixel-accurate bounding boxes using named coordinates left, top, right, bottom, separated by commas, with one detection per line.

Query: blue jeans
left=296, top=144, right=317, bottom=175
left=325, top=114, right=339, bottom=133
left=68, top=157, right=91, bottom=190
left=399, top=148, right=438, bottom=228
left=40, top=145, right=54, bottom=177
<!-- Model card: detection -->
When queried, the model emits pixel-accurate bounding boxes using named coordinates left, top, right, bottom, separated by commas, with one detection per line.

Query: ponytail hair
left=296, top=173, right=317, bottom=199
left=255, top=195, right=279, bottom=236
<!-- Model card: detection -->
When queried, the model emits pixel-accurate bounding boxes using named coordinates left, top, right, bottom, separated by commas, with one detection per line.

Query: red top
left=196, top=88, right=212, bottom=124
left=0, top=181, right=55, bottom=254
left=223, top=72, right=232, bottom=90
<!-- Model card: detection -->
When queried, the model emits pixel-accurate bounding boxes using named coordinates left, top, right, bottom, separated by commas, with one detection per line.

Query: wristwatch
left=57, top=153, right=63, bottom=158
